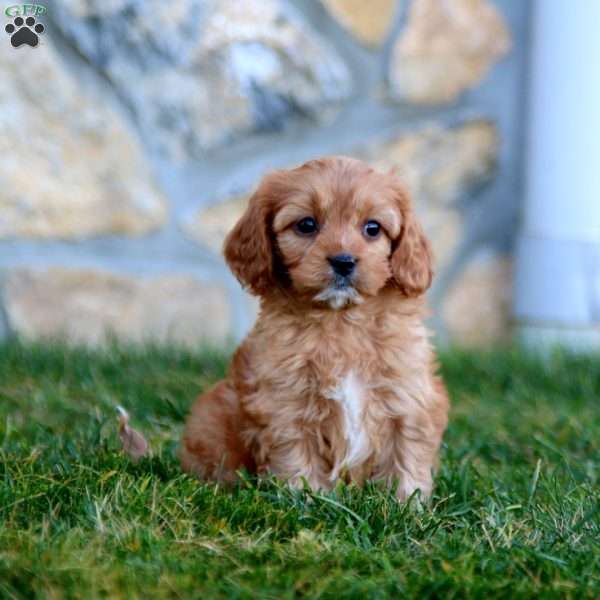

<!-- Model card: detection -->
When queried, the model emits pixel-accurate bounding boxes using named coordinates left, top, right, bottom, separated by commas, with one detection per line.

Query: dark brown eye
left=363, top=220, right=381, bottom=239
left=295, top=217, right=318, bottom=235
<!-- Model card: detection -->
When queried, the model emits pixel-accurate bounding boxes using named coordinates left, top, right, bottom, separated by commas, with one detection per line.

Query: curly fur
left=181, top=157, right=448, bottom=500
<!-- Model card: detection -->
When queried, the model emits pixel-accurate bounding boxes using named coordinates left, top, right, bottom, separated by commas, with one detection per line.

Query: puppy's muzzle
left=327, top=254, right=357, bottom=279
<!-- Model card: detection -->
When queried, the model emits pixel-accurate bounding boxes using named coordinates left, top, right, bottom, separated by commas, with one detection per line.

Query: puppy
left=181, top=157, right=449, bottom=500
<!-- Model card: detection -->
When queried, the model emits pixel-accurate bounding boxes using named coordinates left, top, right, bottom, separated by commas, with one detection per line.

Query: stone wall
left=0, top=0, right=529, bottom=347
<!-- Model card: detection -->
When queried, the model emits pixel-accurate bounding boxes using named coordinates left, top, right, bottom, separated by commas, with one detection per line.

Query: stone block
left=54, top=0, right=352, bottom=159
left=442, top=254, right=513, bottom=345
left=389, top=0, right=511, bottom=104
left=0, top=45, right=167, bottom=240
left=4, top=268, right=231, bottom=347
left=321, top=0, right=397, bottom=46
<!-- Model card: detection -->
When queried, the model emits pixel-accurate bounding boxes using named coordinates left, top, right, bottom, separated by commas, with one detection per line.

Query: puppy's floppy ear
left=390, top=184, right=433, bottom=297
left=223, top=181, right=276, bottom=296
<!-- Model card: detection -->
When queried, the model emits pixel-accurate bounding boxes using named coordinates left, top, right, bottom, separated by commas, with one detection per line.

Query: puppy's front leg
left=374, top=414, right=440, bottom=502
left=373, top=376, right=448, bottom=501
left=262, top=430, right=333, bottom=491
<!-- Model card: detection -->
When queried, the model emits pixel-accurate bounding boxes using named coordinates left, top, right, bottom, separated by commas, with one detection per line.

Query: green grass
left=0, top=342, right=598, bottom=599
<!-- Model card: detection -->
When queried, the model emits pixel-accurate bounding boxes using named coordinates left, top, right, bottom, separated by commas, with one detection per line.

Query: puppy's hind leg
left=180, top=381, right=255, bottom=483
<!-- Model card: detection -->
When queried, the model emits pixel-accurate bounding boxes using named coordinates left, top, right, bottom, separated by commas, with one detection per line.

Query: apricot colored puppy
left=181, top=157, right=448, bottom=500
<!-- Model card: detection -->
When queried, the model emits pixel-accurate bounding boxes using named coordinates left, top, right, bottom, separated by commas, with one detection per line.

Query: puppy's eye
left=363, top=220, right=381, bottom=239
left=295, top=217, right=318, bottom=236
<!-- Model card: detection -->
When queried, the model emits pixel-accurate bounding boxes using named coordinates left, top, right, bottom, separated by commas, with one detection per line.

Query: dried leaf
left=117, top=406, right=149, bottom=462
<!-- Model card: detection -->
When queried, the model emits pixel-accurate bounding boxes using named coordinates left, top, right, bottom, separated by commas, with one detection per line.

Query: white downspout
left=515, top=0, right=600, bottom=348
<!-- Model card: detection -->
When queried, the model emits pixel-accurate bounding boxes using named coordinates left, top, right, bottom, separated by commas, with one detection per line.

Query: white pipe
left=515, top=0, right=600, bottom=348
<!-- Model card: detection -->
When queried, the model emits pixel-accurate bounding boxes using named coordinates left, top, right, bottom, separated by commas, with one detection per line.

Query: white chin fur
left=314, top=286, right=363, bottom=310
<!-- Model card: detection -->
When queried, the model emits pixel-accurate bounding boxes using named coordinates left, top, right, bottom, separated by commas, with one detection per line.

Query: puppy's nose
left=328, top=254, right=357, bottom=277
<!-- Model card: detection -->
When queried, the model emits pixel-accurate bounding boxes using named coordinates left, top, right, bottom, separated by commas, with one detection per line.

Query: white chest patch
left=327, top=371, right=370, bottom=477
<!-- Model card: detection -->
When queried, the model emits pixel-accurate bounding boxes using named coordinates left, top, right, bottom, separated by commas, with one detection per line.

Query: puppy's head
left=224, top=156, right=433, bottom=307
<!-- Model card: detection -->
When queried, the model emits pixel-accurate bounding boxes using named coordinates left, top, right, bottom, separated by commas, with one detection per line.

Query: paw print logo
left=5, top=16, right=45, bottom=48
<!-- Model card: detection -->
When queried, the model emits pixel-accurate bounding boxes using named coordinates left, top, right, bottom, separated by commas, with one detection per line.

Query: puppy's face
left=272, top=165, right=402, bottom=308
left=224, top=157, right=433, bottom=307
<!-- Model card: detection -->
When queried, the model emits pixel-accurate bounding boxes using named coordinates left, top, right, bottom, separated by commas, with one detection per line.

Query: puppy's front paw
left=287, top=474, right=322, bottom=492
left=395, top=473, right=432, bottom=504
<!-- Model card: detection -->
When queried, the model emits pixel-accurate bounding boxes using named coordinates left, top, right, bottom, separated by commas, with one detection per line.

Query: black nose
left=328, top=254, right=357, bottom=277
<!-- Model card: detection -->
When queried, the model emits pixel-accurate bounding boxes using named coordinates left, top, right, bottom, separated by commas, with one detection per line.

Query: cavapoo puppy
left=181, top=156, right=448, bottom=500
